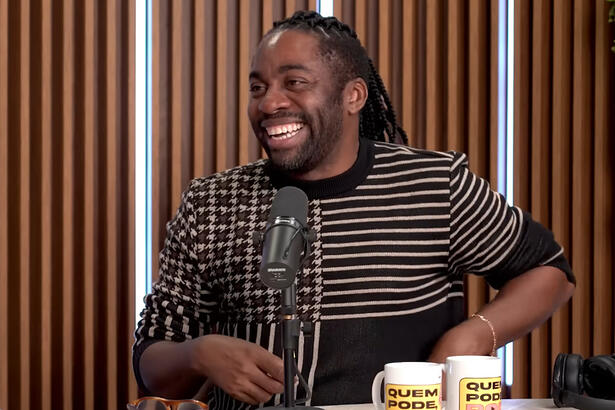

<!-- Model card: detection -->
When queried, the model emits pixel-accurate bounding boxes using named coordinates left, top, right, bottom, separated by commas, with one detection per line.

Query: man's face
left=248, top=30, right=344, bottom=176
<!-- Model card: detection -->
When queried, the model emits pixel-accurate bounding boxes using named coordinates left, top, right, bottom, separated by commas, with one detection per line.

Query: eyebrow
left=249, top=63, right=312, bottom=80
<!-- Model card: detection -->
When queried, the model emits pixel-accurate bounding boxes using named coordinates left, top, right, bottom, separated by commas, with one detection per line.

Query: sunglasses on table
left=127, top=396, right=208, bottom=410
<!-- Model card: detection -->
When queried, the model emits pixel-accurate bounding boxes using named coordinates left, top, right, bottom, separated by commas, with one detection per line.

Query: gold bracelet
left=472, top=313, right=497, bottom=356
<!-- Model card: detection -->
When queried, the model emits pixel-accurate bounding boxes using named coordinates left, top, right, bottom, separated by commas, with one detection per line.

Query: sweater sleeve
left=447, top=152, right=574, bottom=289
left=132, top=179, right=216, bottom=393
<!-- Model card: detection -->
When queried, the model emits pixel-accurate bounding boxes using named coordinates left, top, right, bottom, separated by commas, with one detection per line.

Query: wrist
left=457, top=316, right=496, bottom=355
left=429, top=319, right=495, bottom=361
left=471, top=313, right=497, bottom=356
left=185, top=336, right=211, bottom=378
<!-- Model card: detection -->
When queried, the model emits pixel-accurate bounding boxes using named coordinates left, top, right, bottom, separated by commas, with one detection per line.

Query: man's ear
left=343, top=78, right=368, bottom=115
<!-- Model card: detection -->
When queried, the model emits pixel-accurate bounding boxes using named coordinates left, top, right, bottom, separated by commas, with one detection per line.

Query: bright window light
left=504, top=0, right=515, bottom=386
left=504, top=0, right=515, bottom=387
left=135, top=0, right=152, bottom=326
left=319, top=0, right=334, bottom=17
left=506, top=0, right=515, bottom=207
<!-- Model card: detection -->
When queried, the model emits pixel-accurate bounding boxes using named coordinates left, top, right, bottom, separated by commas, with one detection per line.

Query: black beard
left=268, top=101, right=344, bottom=175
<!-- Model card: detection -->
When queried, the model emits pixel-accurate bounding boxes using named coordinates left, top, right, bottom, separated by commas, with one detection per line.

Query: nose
left=258, top=85, right=291, bottom=114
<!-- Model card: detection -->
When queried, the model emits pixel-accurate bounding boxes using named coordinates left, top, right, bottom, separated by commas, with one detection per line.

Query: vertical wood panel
left=3, top=0, right=135, bottom=406
left=248, top=1, right=262, bottom=163
left=225, top=0, right=239, bottom=168
left=193, top=1, right=206, bottom=176
left=354, top=0, right=367, bottom=47
left=489, top=0, right=499, bottom=190
left=512, top=0, right=531, bottom=398
left=239, top=0, right=251, bottom=165
left=83, top=1, right=97, bottom=407
left=171, top=0, right=184, bottom=210
left=151, top=0, right=162, bottom=281
left=414, top=0, right=425, bottom=147
left=425, top=0, right=443, bottom=151
left=217, top=0, right=228, bottom=172
left=334, top=0, right=342, bottom=21
left=466, top=0, right=489, bottom=318
left=106, top=0, right=119, bottom=406
left=62, top=0, right=75, bottom=407
left=468, top=0, right=489, bottom=177
left=340, top=0, right=355, bottom=38
left=447, top=0, right=466, bottom=153
left=550, top=0, right=573, bottom=366
left=592, top=0, right=614, bottom=357
left=529, top=0, right=552, bottom=398
left=263, top=0, right=274, bottom=37
left=127, top=0, right=138, bottom=400
left=41, top=0, right=53, bottom=408
left=570, top=0, right=593, bottom=358
left=285, top=0, right=294, bottom=17
left=401, top=0, right=418, bottom=147
left=378, top=0, right=391, bottom=93
left=0, top=0, right=7, bottom=406
left=390, top=0, right=402, bottom=119
left=19, top=1, right=32, bottom=409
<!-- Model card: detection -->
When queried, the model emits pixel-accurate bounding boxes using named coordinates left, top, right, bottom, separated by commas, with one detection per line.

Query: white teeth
left=271, top=129, right=299, bottom=140
left=265, top=122, right=304, bottom=137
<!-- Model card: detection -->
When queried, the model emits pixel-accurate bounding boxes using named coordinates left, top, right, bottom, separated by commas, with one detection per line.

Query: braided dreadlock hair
left=267, top=10, right=408, bottom=145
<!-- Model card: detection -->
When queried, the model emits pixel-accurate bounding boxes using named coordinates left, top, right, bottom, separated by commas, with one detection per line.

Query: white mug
left=372, top=362, right=443, bottom=410
left=445, top=355, right=502, bottom=410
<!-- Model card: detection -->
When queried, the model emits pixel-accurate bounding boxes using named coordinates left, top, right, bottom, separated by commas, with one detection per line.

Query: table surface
left=322, top=399, right=575, bottom=410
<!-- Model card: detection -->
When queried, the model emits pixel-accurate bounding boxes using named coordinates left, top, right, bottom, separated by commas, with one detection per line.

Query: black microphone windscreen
left=268, top=186, right=308, bottom=225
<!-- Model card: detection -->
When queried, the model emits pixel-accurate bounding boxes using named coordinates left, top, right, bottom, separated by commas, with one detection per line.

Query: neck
left=291, top=136, right=359, bottom=181
left=267, top=137, right=374, bottom=200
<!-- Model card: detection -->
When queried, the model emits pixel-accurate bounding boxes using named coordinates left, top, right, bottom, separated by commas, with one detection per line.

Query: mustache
left=261, top=111, right=309, bottom=123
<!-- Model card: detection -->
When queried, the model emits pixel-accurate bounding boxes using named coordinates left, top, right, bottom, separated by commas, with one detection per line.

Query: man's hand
left=428, top=266, right=574, bottom=363
left=427, top=317, right=494, bottom=363
left=188, top=335, right=285, bottom=404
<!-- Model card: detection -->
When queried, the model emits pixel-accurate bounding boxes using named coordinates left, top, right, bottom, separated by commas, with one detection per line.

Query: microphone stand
left=281, top=284, right=300, bottom=408
left=263, top=282, right=322, bottom=410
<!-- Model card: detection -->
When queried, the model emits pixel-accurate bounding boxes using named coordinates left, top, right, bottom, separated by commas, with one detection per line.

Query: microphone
left=257, top=186, right=321, bottom=410
left=259, top=186, right=311, bottom=290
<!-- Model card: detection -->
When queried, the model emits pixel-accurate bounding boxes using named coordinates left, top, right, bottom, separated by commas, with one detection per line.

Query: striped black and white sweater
left=133, top=138, right=573, bottom=409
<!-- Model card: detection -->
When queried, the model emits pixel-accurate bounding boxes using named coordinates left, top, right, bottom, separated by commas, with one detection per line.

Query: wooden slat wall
left=0, top=0, right=137, bottom=409
left=0, top=0, right=8, bottom=408
left=150, top=0, right=502, bottom=286
left=335, top=0, right=501, bottom=332
left=147, top=0, right=615, bottom=402
left=151, top=0, right=317, bottom=279
left=512, top=0, right=615, bottom=398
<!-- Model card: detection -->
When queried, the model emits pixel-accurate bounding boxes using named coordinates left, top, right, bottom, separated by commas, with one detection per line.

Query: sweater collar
left=267, top=138, right=374, bottom=200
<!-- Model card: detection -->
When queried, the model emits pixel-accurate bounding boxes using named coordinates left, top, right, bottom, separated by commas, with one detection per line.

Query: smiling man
left=133, top=11, right=575, bottom=409
left=249, top=29, right=361, bottom=181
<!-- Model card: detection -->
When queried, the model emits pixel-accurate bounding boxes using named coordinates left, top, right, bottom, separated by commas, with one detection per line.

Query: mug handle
left=372, top=370, right=385, bottom=409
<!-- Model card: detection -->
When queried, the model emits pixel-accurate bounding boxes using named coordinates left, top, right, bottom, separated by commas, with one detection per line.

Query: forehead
left=251, top=30, right=325, bottom=72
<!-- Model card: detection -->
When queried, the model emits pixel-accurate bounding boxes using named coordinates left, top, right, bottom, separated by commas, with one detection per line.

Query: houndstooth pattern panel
left=191, top=161, right=324, bottom=325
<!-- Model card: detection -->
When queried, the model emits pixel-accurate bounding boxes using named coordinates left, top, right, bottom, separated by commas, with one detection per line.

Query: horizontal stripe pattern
left=133, top=139, right=569, bottom=409
left=315, top=141, right=532, bottom=319
left=318, top=142, right=456, bottom=319
left=448, top=160, right=523, bottom=274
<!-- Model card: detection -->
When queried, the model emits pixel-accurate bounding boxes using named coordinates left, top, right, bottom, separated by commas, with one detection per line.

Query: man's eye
left=250, top=84, right=265, bottom=93
left=287, top=79, right=307, bottom=88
